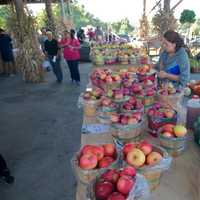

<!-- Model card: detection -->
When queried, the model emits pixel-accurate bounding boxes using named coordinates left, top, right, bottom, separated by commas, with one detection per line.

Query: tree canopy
left=180, top=9, right=196, bottom=24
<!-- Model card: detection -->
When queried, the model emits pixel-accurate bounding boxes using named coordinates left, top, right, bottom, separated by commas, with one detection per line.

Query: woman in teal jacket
left=156, top=30, right=190, bottom=87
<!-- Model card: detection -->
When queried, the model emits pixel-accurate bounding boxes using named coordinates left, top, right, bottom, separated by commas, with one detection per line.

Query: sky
left=29, top=0, right=200, bottom=26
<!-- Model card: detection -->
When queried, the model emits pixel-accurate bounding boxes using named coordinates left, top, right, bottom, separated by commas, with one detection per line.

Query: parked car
left=190, top=38, right=200, bottom=47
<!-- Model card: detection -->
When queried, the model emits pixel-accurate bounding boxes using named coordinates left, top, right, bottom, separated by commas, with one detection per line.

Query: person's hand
left=158, top=70, right=168, bottom=79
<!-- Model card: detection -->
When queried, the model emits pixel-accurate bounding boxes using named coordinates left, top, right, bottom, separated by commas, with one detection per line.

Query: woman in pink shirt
left=60, top=29, right=81, bottom=85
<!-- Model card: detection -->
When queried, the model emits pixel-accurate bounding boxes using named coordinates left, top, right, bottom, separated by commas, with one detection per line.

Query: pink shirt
left=60, top=38, right=80, bottom=60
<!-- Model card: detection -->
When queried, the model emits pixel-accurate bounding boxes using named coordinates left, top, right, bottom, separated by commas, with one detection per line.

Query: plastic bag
left=42, top=60, right=51, bottom=71
left=87, top=173, right=150, bottom=200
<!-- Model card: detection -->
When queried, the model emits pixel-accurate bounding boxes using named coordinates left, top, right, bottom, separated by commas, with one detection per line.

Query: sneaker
left=0, top=169, right=15, bottom=184
left=1, top=175, right=15, bottom=184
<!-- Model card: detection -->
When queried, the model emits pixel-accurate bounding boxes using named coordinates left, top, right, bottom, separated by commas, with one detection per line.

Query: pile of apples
left=79, top=144, right=118, bottom=170
left=159, top=83, right=180, bottom=95
left=82, top=88, right=104, bottom=101
left=90, top=69, right=121, bottom=87
left=123, top=141, right=163, bottom=168
left=94, top=166, right=136, bottom=200
left=137, top=65, right=151, bottom=75
left=110, top=112, right=142, bottom=126
left=160, top=124, right=187, bottom=138
left=99, top=97, right=118, bottom=110
left=106, top=89, right=130, bottom=101
left=147, top=103, right=176, bottom=119
left=121, top=97, right=144, bottom=112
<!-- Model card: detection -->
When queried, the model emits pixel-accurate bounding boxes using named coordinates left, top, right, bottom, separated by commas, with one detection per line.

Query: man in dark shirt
left=0, top=28, right=16, bottom=76
left=44, top=31, right=63, bottom=83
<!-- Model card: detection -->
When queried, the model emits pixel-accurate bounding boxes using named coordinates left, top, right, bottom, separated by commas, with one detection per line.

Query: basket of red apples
left=147, top=103, right=177, bottom=137
left=110, top=112, right=144, bottom=144
left=79, top=88, right=104, bottom=117
left=157, top=83, right=184, bottom=110
left=136, top=66, right=156, bottom=83
left=121, top=97, right=144, bottom=114
left=71, top=143, right=120, bottom=185
left=122, top=141, right=172, bottom=191
left=90, top=68, right=122, bottom=91
left=107, top=88, right=130, bottom=103
left=88, top=166, right=150, bottom=200
left=158, top=124, right=188, bottom=157
left=96, top=97, right=119, bottom=124
left=138, top=88, right=156, bottom=108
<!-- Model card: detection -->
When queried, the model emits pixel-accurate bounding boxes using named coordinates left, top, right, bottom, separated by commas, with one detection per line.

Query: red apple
left=135, top=101, right=143, bottom=110
left=107, top=192, right=126, bottom=200
left=98, top=157, right=115, bottom=168
left=81, top=145, right=95, bottom=155
left=128, top=117, right=138, bottom=125
left=101, top=169, right=119, bottom=184
left=162, top=124, right=174, bottom=133
left=101, top=98, right=112, bottom=106
left=120, top=166, right=136, bottom=177
left=123, top=102, right=133, bottom=110
left=162, top=131, right=174, bottom=138
left=146, top=89, right=155, bottom=96
left=128, top=96, right=136, bottom=105
left=164, top=109, right=175, bottom=118
left=132, top=112, right=142, bottom=121
left=146, top=151, right=162, bottom=166
left=138, top=141, right=153, bottom=156
left=173, top=125, right=187, bottom=137
left=131, top=83, right=143, bottom=93
left=120, top=116, right=128, bottom=125
left=79, top=153, right=98, bottom=170
left=126, top=148, right=146, bottom=168
left=111, top=113, right=120, bottom=123
left=95, top=181, right=114, bottom=200
left=93, top=146, right=105, bottom=161
left=123, top=143, right=136, bottom=156
left=103, top=144, right=116, bottom=157
left=117, top=175, right=134, bottom=195
left=106, top=76, right=113, bottom=84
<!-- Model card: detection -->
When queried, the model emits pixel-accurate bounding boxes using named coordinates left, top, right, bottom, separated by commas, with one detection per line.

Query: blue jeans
left=66, top=60, right=80, bottom=82
left=48, top=56, right=63, bottom=82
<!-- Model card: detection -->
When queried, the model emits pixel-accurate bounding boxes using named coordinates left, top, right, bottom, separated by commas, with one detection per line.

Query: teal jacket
left=156, top=47, right=190, bottom=87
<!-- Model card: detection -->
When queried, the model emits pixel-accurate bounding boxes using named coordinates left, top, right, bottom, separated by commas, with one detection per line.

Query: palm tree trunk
left=44, top=0, right=56, bottom=34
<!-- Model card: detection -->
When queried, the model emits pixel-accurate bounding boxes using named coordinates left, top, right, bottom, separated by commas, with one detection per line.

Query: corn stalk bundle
left=7, top=5, right=44, bottom=83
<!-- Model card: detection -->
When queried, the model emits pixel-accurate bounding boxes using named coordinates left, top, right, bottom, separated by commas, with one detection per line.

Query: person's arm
left=44, top=41, right=48, bottom=57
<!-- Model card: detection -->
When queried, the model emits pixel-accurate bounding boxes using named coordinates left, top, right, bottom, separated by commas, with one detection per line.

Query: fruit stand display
left=75, top=62, right=200, bottom=200
left=90, top=43, right=149, bottom=67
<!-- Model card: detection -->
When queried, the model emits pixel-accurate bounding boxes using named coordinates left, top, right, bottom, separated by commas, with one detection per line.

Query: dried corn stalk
left=7, top=5, right=44, bottom=83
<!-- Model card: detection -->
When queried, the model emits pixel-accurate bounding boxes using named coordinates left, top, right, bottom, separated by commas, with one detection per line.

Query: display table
left=76, top=114, right=200, bottom=200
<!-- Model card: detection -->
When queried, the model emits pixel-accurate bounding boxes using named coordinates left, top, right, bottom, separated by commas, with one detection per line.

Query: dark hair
left=0, top=28, right=4, bottom=33
left=70, top=29, right=75, bottom=39
left=163, top=30, right=184, bottom=52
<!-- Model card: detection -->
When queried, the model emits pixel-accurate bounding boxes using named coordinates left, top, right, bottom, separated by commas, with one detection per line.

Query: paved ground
left=0, top=62, right=91, bottom=200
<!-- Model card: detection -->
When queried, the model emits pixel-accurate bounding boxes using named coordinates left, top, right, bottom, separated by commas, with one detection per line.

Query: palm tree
left=44, top=0, right=56, bottom=33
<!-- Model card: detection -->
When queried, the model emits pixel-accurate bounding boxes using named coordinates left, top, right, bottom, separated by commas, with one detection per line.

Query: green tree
left=180, top=9, right=196, bottom=40
left=111, top=18, right=134, bottom=35
left=0, top=6, right=10, bottom=28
